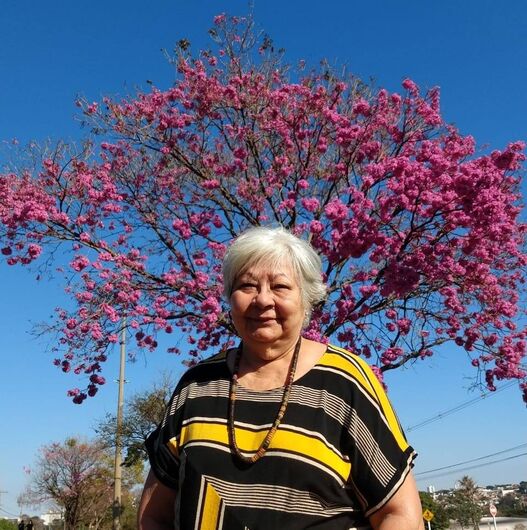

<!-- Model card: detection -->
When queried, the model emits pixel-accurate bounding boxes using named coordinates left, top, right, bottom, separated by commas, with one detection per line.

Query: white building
left=40, top=510, right=62, bottom=526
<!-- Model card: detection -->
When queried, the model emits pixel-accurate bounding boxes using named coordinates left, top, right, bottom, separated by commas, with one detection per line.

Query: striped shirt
left=146, top=344, right=416, bottom=529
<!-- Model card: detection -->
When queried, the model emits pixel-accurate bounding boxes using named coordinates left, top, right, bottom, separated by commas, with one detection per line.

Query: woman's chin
left=243, top=325, right=282, bottom=344
left=247, top=330, right=280, bottom=343
left=236, top=319, right=301, bottom=345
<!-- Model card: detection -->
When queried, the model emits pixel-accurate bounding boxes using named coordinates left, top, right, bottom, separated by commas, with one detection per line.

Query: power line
left=416, top=442, right=527, bottom=476
left=0, top=506, right=19, bottom=518
left=415, top=452, right=527, bottom=481
left=406, top=381, right=515, bottom=433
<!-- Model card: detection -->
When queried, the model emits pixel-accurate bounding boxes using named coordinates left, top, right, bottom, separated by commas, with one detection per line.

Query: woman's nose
left=253, top=287, right=274, bottom=307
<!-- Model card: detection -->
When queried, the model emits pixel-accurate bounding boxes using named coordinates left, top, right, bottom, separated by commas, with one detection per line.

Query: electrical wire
left=416, top=442, right=527, bottom=475
left=0, top=506, right=20, bottom=518
left=406, top=381, right=515, bottom=433
left=416, top=452, right=527, bottom=481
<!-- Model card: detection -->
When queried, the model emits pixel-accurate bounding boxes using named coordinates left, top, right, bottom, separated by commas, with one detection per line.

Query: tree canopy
left=95, top=373, right=173, bottom=465
left=419, top=491, right=449, bottom=530
left=1, top=14, right=526, bottom=402
left=18, top=437, right=141, bottom=530
left=445, top=476, right=484, bottom=530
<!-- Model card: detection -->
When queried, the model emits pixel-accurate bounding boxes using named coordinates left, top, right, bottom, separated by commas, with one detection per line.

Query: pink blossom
left=309, top=220, right=324, bottom=234
left=201, top=296, right=220, bottom=315
left=402, top=78, right=418, bottom=94
left=0, top=17, right=525, bottom=403
left=72, top=392, right=87, bottom=404
left=352, top=98, right=370, bottom=115
left=202, top=179, right=220, bottom=189
left=385, top=309, right=397, bottom=320
left=396, top=318, right=411, bottom=335
left=89, top=374, right=106, bottom=385
left=76, top=291, right=93, bottom=303
left=369, top=365, right=386, bottom=389
left=86, top=102, right=98, bottom=114
left=301, top=197, right=320, bottom=212
left=297, top=179, right=309, bottom=190
left=359, top=285, right=378, bottom=297
left=70, top=255, right=90, bottom=272
left=27, top=244, right=41, bottom=258
left=172, top=219, right=192, bottom=239
left=102, top=303, right=119, bottom=323
left=325, top=199, right=348, bottom=221
left=214, top=13, right=226, bottom=25
left=317, top=139, right=328, bottom=153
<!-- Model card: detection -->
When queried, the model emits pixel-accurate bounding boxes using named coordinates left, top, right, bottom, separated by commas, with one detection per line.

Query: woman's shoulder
left=198, top=349, right=230, bottom=366
left=324, top=343, right=368, bottom=366
left=164, top=349, right=231, bottom=402
left=321, top=343, right=383, bottom=396
left=177, top=349, right=231, bottom=383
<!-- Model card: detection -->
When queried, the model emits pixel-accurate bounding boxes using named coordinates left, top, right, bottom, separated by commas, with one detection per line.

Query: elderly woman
left=139, top=227, right=424, bottom=530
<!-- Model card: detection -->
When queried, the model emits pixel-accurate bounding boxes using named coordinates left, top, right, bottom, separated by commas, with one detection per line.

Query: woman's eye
left=274, top=284, right=290, bottom=290
left=239, top=283, right=256, bottom=289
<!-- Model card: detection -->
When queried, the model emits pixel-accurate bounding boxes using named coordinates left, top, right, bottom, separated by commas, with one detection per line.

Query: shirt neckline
left=224, top=344, right=330, bottom=393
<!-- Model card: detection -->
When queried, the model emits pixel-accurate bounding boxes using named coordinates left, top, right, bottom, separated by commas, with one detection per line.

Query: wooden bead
left=228, top=337, right=301, bottom=464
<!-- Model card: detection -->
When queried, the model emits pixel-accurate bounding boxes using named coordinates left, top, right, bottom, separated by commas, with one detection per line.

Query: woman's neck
left=232, top=337, right=327, bottom=391
left=237, top=339, right=299, bottom=390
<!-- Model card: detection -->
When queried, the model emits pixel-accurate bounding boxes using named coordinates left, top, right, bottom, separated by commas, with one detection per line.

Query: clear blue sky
left=1, top=0, right=526, bottom=517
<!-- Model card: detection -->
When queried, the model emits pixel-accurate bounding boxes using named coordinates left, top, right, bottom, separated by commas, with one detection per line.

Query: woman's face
left=229, top=262, right=305, bottom=349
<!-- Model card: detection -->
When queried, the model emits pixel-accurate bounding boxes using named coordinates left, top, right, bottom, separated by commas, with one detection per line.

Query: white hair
left=222, top=226, right=327, bottom=324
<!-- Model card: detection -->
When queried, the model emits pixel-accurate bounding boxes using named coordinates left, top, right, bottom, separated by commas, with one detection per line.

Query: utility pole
left=112, top=319, right=126, bottom=530
left=0, top=490, right=7, bottom=513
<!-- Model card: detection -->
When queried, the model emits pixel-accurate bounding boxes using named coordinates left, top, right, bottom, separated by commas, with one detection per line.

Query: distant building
left=40, top=511, right=62, bottom=527
left=427, top=485, right=436, bottom=499
left=497, top=487, right=517, bottom=498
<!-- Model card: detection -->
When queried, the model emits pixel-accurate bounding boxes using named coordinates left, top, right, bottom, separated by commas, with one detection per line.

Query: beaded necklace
left=228, top=337, right=302, bottom=464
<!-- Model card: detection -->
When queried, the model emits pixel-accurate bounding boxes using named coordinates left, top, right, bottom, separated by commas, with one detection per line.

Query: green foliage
left=498, top=492, right=527, bottom=517
left=120, top=489, right=142, bottom=530
left=95, top=373, right=174, bottom=466
left=445, top=476, right=483, bottom=530
left=419, top=492, right=449, bottom=530
left=0, top=520, right=17, bottom=530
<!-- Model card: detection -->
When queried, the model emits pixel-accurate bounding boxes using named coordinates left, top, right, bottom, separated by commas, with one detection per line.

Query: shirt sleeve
left=344, top=354, right=417, bottom=516
left=144, top=382, right=186, bottom=490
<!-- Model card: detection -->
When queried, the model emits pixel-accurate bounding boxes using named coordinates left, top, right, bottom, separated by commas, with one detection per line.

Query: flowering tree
left=1, top=15, right=526, bottom=403
left=18, top=437, right=139, bottom=530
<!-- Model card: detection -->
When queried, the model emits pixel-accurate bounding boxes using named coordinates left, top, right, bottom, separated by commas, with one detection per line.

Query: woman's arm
left=138, top=468, right=178, bottom=530
left=368, top=472, right=425, bottom=530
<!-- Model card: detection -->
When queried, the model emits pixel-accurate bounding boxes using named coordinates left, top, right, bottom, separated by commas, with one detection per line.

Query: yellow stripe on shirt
left=179, top=420, right=350, bottom=482
left=199, top=481, right=224, bottom=530
left=325, top=345, right=409, bottom=452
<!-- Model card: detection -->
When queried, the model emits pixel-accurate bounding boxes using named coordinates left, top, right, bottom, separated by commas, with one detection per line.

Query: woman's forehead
left=238, top=261, right=297, bottom=280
